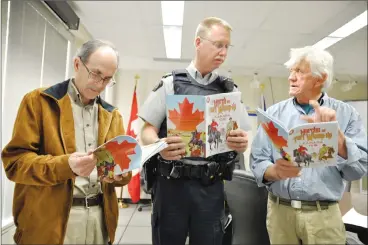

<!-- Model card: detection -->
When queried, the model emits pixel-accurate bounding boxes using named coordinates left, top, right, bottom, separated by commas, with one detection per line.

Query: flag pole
left=134, top=74, right=140, bottom=89
left=118, top=74, right=140, bottom=209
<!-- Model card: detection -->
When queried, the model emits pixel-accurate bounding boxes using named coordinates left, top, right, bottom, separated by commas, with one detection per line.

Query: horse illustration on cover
left=318, top=144, right=335, bottom=161
left=293, top=145, right=314, bottom=167
left=188, top=129, right=206, bottom=157
left=292, top=144, right=335, bottom=167
left=207, top=119, right=222, bottom=150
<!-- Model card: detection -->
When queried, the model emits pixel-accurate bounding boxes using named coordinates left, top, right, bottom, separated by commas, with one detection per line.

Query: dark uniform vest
left=158, top=69, right=238, bottom=163
left=142, top=69, right=239, bottom=194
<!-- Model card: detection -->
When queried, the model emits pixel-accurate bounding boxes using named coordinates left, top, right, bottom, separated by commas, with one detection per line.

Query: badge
left=152, top=80, right=163, bottom=92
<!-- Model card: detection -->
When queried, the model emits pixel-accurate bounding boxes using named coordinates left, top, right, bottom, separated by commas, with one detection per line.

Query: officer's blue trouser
left=151, top=175, right=226, bottom=245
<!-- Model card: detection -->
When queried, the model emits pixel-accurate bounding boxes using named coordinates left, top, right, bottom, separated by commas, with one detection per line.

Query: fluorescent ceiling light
left=313, top=10, right=367, bottom=50
left=313, top=36, right=343, bottom=50
left=329, top=10, right=367, bottom=38
left=163, top=26, right=182, bottom=59
left=161, top=1, right=185, bottom=59
left=161, top=1, right=184, bottom=26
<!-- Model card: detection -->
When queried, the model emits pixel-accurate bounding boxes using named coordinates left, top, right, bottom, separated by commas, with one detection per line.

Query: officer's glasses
left=200, top=37, right=233, bottom=50
left=79, top=56, right=116, bottom=88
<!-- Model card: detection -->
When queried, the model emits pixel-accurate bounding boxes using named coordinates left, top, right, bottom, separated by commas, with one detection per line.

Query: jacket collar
left=67, top=79, right=97, bottom=107
left=41, top=79, right=115, bottom=154
left=42, top=79, right=116, bottom=113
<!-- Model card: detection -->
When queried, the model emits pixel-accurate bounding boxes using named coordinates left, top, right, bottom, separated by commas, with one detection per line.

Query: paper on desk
left=342, top=207, right=368, bottom=228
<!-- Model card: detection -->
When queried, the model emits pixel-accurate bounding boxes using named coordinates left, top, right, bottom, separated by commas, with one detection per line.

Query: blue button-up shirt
left=250, top=93, right=367, bottom=201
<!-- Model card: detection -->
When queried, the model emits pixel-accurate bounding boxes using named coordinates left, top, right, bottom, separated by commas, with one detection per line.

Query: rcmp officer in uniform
left=138, top=17, right=251, bottom=245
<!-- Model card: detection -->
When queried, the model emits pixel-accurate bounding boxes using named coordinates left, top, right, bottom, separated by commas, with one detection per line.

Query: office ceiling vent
left=44, top=1, right=80, bottom=30
left=153, top=57, right=192, bottom=63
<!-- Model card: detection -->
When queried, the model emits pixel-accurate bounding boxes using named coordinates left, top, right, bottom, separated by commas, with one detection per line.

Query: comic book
left=93, top=135, right=168, bottom=178
left=166, top=92, right=243, bottom=158
left=256, top=108, right=339, bottom=168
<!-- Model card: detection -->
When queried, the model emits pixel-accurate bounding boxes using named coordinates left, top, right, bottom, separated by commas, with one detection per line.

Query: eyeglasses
left=200, top=37, right=233, bottom=50
left=79, top=56, right=116, bottom=87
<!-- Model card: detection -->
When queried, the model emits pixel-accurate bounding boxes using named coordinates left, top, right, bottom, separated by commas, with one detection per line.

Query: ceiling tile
left=260, top=1, right=351, bottom=34
left=70, top=1, right=367, bottom=78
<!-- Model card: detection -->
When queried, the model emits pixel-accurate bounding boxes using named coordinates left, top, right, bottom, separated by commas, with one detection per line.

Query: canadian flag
left=126, top=82, right=141, bottom=203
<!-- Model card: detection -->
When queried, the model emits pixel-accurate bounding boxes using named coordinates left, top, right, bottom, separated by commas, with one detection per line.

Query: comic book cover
left=205, top=92, right=243, bottom=157
left=256, top=108, right=339, bottom=168
left=166, top=92, right=242, bottom=158
left=93, top=135, right=168, bottom=178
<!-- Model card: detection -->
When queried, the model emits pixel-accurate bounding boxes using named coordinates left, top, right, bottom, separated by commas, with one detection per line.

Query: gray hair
left=75, top=39, right=119, bottom=67
left=195, top=17, right=232, bottom=39
left=284, top=46, right=334, bottom=89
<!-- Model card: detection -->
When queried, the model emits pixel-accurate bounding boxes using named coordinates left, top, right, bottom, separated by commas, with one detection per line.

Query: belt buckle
left=85, top=196, right=90, bottom=209
left=291, top=200, right=302, bottom=209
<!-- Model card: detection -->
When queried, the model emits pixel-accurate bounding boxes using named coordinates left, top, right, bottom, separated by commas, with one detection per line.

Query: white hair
left=284, top=46, right=334, bottom=89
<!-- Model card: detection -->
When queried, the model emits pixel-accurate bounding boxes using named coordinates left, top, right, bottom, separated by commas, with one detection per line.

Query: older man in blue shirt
left=250, top=46, right=367, bottom=245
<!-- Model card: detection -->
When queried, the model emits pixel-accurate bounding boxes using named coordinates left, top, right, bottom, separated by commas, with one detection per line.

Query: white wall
left=345, top=100, right=367, bottom=131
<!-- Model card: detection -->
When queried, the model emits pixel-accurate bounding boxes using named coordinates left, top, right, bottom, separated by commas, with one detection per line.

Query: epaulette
left=162, top=73, right=172, bottom=79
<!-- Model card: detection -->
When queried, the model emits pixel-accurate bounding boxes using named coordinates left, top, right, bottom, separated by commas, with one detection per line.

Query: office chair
left=343, top=180, right=366, bottom=245
left=224, top=169, right=270, bottom=245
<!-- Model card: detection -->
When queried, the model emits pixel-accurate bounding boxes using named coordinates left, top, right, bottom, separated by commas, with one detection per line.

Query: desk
left=339, top=192, right=367, bottom=244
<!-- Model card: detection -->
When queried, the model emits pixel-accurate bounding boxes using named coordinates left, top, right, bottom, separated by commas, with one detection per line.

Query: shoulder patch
left=152, top=80, right=163, bottom=92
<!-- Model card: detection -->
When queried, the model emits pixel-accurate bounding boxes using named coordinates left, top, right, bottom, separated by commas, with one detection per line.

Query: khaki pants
left=63, top=205, right=109, bottom=244
left=266, top=196, right=346, bottom=245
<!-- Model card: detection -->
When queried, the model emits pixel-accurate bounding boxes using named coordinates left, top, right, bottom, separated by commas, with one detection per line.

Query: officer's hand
left=273, top=158, right=301, bottom=180
left=68, top=151, right=97, bottom=177
left=226, top=129, right=248, bottom=153
left=160, top=136, right=186, bottom=161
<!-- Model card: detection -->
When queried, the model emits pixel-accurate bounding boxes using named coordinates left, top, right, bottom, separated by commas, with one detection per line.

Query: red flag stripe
left=127, top=84, right=141, bottom=203
left=126, top=87, right=138, bottom=137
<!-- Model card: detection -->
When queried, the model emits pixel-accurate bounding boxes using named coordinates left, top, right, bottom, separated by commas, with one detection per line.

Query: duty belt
left=157, top=157, right=224, bottom=180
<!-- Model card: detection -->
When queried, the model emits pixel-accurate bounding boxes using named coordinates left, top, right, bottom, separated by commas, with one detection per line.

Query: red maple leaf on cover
left=104, top=140, right=136, bottom=171
left=168, top=97, right=205, bottom=131
left=261, top=121, right=288, bottom=149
